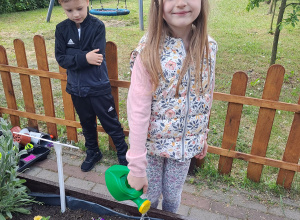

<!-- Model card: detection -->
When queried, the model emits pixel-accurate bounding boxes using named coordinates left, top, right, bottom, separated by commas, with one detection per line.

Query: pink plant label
left=23, top=154, right=36, bottom=162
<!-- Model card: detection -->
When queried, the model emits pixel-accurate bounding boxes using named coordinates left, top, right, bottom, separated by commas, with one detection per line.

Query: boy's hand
left=86, top=49, right=103, bottom=66
left=127, top=172, right=148, bottom=194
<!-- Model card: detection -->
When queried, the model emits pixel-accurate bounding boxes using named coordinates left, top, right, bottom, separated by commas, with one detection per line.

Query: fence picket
left=33, top=35, right=57, bottom=138
left=277, top=96, right=300, bottom=188
left=105, top=41, right=119, bottom=151
left=0, top=46, right=19, bottom=126
left=14, top=39, right=38, bottom=129
left=218, top=72, right=248, bottom=174
left=59, top=66, right=78, bottom=142
left=247, top=65, right=285, bottom=182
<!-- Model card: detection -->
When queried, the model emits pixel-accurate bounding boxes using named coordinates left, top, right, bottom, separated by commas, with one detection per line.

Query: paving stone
left=211, top=201, right=248, bottom=219
left=189, top=208, right=227, bottom=220
left=228, top=217, right=242, bottom=220
left=281, top=198, right=300, bottom=208
left=269, top=207, right=300, bottom=220
left=23, top=166, right=43, bottom=176
left=35, top=158, right=58, bottom=172
left=91, top=183, right=112, bottom=197
left=47, top=152, right=56, bottom=160
left=182, top=183, right=196, bottom=194
left=283, top=208, right=300, bottom=220
left=177, top=204, right=190, bottom=217
left=61, top=154, right=82, bottom=167
left=63, top=163, right=86, bottom=179
left=120, top=200, right=137, bottom=207
left=65, top=176, right=95, bottom=190
left=181, top=192, right=210, bottom=210
left=231, top=193, right=268, bottom=212
left=201, top=188, right=232, bottom=203
left=94, top=164, right=110, bottom=175
left=36, top=169, right=67, bottom=183
left=149, top=200, right=190, bottom=218
left=62, top=148, right=83, bottom=157
left=84, top=170, right=106, bottom=185
left=247, top=208, right=286, bottom=220
left=157, top=198, right=162, bottom=209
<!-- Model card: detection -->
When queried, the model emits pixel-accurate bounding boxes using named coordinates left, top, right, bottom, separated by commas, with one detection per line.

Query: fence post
left=218, top=71, right=248, bottom=174
left=59, top=66, right=78, bottom=142
left=33, top=35, right=57, bottom=138
left=105, top=41, right=119, bottom=151
left=0, top=46, right=19, bottom=126
left=14, top=39, right=38, bottom=130
left=277, top=96, right=300, bottom=189
left=247, top=64, right=285, bottom=182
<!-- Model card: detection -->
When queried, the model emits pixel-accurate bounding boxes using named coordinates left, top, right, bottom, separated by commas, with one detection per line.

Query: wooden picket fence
left=0, top=35, right=299, bottom=189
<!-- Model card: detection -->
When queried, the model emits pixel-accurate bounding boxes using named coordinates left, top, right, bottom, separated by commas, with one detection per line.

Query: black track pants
left=71, top=94, right=128, bottom=158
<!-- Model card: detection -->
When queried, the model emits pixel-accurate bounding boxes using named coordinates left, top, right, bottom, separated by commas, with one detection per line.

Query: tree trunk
left=270, top=0, right=278, bottom=32
left=270, top=0, right=286, bottom=65
left=268, top=0, right=274, bottom=14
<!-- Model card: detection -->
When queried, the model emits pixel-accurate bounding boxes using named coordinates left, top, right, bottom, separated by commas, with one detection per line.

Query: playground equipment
left=46, top=0, right=144, bottom=30
left=105, top=165, right=151, bottom=214
left=90, top=0, right=130, bottom=16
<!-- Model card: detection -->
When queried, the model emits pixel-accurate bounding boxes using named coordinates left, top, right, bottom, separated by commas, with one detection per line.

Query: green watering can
left=105, top=165, right=151, bottom=214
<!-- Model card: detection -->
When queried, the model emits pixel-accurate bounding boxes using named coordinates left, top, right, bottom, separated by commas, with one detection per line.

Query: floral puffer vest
left=130, top=35, right=217, bottom=162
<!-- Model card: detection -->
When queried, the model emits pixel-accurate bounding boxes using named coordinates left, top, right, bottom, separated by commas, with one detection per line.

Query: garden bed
left=18, top=173, right=188, bottom=220
left=11, top=203, right=121, bottom=220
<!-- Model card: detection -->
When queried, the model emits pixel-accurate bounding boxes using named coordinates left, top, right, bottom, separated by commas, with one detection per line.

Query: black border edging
left=29, top=192, right=162, bottom=220
left=19, top=173, right=189, bottom=220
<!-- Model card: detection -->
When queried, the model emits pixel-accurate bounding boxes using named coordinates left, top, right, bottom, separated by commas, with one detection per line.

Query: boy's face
left=61, top=0, right=89, bottom=28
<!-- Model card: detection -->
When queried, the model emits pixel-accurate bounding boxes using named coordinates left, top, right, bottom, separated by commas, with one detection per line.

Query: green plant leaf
left=0, top=214, right=6, bottom=220
left=0, top=118, right=36, bottom=217
left=6, top=211, right=12, bottom=218
left=13, top=208, right=31, bottom=214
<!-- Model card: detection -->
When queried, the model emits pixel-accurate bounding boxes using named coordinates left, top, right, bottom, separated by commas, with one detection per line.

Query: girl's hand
left=195, top=140, right=208, bottom=160
left=127, top=172, right=148, bottom=194
left=86, top=49, right=103, bottom=65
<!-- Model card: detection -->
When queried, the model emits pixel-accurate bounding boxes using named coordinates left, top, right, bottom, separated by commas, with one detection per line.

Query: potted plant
left=0, top=118, right=36, bottom=220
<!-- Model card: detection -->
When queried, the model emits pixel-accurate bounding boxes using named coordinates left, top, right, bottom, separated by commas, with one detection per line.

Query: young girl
left=126, top=0, right=217, bottom=213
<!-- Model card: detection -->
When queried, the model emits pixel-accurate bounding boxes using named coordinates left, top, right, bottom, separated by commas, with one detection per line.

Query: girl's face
left=163, top=0, right=201, bottom=33
left=61, top=0, right=89, bottom=28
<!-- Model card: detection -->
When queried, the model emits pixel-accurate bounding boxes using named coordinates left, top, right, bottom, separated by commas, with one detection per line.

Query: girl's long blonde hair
left=141, top=0, right=210, bottom=96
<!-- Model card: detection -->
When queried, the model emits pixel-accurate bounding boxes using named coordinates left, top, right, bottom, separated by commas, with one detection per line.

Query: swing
left=90, top=0, right=130, bottom=16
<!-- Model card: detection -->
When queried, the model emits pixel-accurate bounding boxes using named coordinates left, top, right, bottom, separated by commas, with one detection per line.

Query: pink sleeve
left=126, top=55, right=152, bottom=177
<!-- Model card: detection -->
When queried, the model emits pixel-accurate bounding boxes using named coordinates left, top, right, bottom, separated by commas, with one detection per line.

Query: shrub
left=0, top=0, right=13, bottom=13
left=0, top=0, right=59, bottom=14
left=0, top=118, right=36, bottom=220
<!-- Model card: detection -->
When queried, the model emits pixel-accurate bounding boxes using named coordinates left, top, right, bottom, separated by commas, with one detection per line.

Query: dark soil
left=11, top=203, right=134, bottom=220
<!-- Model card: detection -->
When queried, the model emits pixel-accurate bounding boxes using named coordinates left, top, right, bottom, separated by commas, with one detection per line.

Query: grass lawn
left=0, top=0, right=299, bottom=200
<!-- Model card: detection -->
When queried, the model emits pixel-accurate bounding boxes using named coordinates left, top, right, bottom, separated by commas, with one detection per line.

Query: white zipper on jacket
left=77, top=25, right=81, bottom=96
left=181, top=68, right=191, bottom=161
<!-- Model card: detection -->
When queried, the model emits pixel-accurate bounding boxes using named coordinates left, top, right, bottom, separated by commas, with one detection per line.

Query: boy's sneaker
left=118, top=157, right=128, bottom=166
left=81, top=151, right=103, bottom=172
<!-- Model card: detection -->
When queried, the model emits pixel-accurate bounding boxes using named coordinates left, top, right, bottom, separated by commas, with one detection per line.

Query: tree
left=247, top=0, right=300, bottom=65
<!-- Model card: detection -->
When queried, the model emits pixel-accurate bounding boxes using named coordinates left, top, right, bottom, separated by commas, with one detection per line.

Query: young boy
left=55, top=0, right=128, bottom=172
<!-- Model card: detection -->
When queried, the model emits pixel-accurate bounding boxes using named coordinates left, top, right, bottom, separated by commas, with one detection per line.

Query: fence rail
left=0, top=35, right=299, bottom=189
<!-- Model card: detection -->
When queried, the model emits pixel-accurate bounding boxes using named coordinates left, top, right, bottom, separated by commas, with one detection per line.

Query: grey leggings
left=146, top=154, right=191, bottom=213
